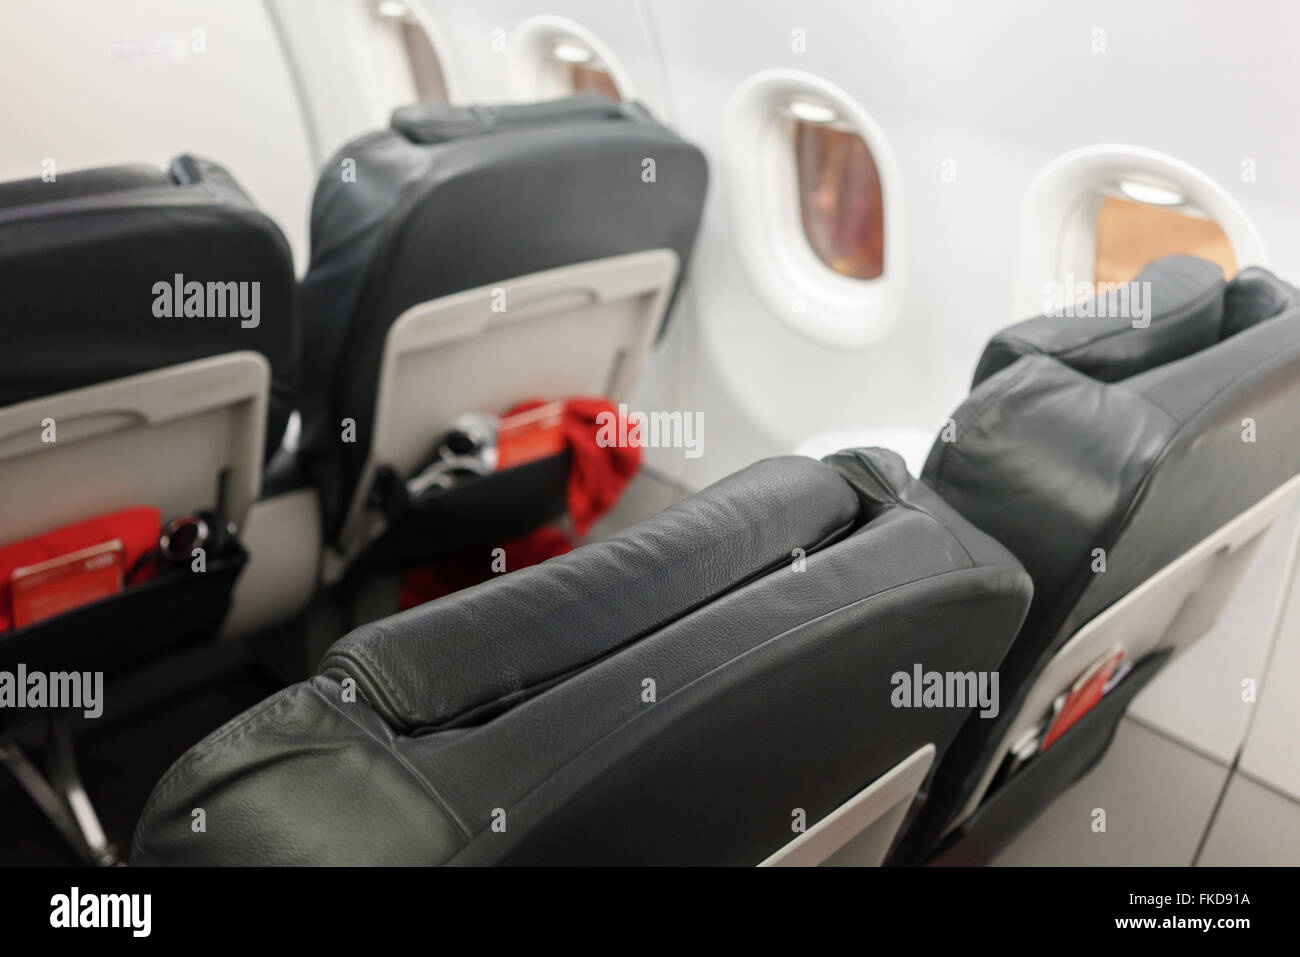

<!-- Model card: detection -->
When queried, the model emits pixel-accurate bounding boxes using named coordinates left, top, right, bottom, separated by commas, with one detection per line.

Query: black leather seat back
left=132, top=450, right=1031, bottom=866
left=0, top=156, right=299, bottom=460
left=905, top=255, right=1300, bottom=856
left=297, top=95, right=708, bottom=533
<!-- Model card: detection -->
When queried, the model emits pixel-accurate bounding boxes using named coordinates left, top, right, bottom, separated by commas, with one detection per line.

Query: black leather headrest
left=1222, top=265, right=1300, bottom=339
left=0, top=164, right=170, bottom=214
left=972, top=256, right=1227, bottom=387
left=391, top=94, right=626, bottom=145
left=321, top=456, right=858, bottom=731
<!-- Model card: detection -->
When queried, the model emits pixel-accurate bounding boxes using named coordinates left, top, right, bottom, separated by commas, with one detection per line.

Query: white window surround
left=509, top=15, right=635, bottom=103
left=724, top=69, right=906, bottom=351
left=401, top=2, right=460, bottom=100
left=1013, top=144, right=1267, bottom=318
left=357, top=0, right=461, bottom=105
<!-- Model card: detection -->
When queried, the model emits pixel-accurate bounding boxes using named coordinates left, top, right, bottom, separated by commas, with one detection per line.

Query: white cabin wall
left=420, top=0, right=670, bottom=111
left=643, top=0, right=1300, bottom=485
left=0, top=0, right=316, bottom=269
left=412, top=0, right=1300, bottom=487
left=266, top=0, right=460, bottom=165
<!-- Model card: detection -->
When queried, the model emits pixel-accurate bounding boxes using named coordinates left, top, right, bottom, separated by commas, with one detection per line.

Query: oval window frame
left=724, top=69, right=906, bottom=351
left=509, top=15, right=635, bottom=104
left=363, top=0, right=462, bottom=104
left=1014, top=144, right=1267, bottom=317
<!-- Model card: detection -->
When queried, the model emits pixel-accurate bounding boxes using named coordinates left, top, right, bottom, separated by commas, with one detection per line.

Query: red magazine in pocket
left=10, top=540, right=125, bottom=629
left=0, top=506, right=159, bottom=631
left=1040, top=646, right=1126, bottom=752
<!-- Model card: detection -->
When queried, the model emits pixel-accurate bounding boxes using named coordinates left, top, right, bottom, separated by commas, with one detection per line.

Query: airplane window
left=373, top=0, right=447, bottom=102
left=725, top=70, right=905, bottom=350
left=512, top=16, right=635, bottom=106
left=1013, top=146, right=1264, bottom=318
left=552, top=41, right=621, bottom=100
left=567, top=61, right=620, bottom=101
left=1094, top=193, right=1236, bottom=284
left=793, top=118, right=884, bottom=280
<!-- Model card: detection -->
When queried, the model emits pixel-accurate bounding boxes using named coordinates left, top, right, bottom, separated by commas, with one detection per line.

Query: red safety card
left=10, top=540, right=125, bottom=629
left=1040, top=646, right=1126, bottom=752
left=497, top=401, right=566, bottom=471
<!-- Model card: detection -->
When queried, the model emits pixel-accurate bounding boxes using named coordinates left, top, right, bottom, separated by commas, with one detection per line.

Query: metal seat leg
left=0, top=719, right=120, bottom=866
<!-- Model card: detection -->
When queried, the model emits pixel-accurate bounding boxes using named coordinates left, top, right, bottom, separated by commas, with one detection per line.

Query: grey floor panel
left=1198, top=774, right=1300, bottom=866
left=993, top=717, right=1226, bottom=865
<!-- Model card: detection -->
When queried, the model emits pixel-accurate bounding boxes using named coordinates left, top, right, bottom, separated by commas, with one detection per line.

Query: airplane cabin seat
left=0, top=156, right=304, bottom=661
left=898, top=254, right=1300, bottom=863
left=131, top=448, right=1032, bottom=866
left=293, top=94, right=708, bottom=572
left=0, top=156, right=309, bottom=863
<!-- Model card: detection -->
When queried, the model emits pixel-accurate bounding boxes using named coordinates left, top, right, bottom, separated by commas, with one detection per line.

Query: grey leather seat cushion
left=132, top=449, right=1031, bottom=866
